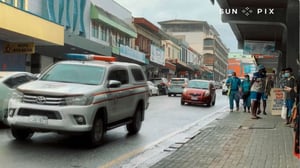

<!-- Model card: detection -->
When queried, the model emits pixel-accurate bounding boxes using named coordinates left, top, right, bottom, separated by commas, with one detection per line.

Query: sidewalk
left=149, top=111, right=300, bottom=168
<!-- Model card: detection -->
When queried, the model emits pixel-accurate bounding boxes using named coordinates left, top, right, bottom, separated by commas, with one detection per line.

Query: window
left=131, top=69, right=145, bottom=82
left=108, top=69, right=129, bottom=85
left=18, top=0, right=25, bottom=10
left=204, top=39, right=214, bottom=46
left=40, top=64, right=105, bottom=85
left=92, top=21, right=99, bottom=39
left=111, top=31, right=117, bottom=46
left=101, top=26, right=108, bottom=41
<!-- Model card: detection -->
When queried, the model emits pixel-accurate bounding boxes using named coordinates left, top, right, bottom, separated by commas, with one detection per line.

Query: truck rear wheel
left=127, top=105, right=142, bottom=134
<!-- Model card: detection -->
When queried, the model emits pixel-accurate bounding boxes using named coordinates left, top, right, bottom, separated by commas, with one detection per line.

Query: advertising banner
left=268, top=88, right=284, bottom=115
left=243, top=40, right=275, bottom=55
left=150, top=44, right=165, bottom=66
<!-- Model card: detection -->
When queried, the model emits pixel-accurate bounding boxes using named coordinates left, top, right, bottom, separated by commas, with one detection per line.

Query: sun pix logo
left=220, top=7, right=275, bottom=16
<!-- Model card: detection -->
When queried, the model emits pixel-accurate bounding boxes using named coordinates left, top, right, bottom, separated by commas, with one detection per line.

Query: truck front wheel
left=11, top=127, right=34, bottom=140
left=87, top=117, right=104, bottom=147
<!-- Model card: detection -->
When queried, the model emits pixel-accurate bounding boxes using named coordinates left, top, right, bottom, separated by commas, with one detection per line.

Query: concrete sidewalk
left=149, top=111, right=300, bottom=168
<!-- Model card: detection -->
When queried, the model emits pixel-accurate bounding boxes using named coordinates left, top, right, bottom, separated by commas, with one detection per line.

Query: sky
left=114, top=0, right=240, bottom=52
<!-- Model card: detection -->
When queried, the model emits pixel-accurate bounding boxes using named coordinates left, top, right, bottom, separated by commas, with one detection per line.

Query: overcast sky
left=114, top=0, right=240, bottom=52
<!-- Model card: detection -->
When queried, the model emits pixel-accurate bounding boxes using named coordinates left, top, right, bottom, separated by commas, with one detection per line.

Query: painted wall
left=228, top=58, right=243, bottom=77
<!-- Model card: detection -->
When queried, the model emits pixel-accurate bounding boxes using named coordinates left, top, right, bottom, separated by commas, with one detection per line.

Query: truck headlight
left=65, top=96, right=94, bottom=106
left=10, top=91, right=23, bottom=102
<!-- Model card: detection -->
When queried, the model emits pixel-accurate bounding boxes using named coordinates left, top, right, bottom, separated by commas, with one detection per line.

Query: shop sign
left=150, top=44, right=165, bottom=66
left=119, top=44, right=146, bottom=64
left=3, top=42, right=35, bottom=54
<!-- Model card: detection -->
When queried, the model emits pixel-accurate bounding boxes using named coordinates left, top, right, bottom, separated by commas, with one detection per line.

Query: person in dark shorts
left=250, top=65, right=267, bottom=119
left=283, top=67, right=297, bottom=125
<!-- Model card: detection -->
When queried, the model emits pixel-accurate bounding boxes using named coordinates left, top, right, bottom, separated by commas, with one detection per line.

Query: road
left=0, top=90, right=229, bottom=168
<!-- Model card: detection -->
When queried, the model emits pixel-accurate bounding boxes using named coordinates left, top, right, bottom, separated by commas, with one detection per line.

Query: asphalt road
left=0, top=90, right=229, bottom=168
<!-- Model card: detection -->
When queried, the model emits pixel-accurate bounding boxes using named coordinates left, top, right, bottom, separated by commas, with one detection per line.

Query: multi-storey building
left=133, top=18, right=178, bottom=79
left=158, top=19, right=229, bottom=81
left=160, top=31, right=198, bottom=79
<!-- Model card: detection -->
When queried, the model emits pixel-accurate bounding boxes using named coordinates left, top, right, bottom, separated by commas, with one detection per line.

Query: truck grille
left=23, top=94, right=66, bottom=106
left=18, top=108, right=62, bottom=119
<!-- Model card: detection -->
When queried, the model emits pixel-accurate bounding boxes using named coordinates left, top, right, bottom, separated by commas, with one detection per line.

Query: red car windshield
left=188, top=81, right=209, bottom=89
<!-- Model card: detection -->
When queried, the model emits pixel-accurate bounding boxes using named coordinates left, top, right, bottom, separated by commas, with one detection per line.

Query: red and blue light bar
left=65, top=53, right=116, bottom=62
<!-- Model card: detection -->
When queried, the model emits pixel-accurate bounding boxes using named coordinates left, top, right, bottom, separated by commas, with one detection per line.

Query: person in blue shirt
left=226, top=72, right=241, bottom=112
left=241, top=74, right=251, bottom=113
left=250, top=65, right=267, bottom=119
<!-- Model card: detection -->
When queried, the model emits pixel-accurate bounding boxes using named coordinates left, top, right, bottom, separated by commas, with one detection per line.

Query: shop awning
left=165, top=60, right=176, bottom=71
left=200, top=66, right=213, bottom=73
left=168, top=59, right=194, bottom=72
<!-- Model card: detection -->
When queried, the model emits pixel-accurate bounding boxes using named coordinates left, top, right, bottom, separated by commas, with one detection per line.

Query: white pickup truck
left=7, top=54, right=149, bottom=147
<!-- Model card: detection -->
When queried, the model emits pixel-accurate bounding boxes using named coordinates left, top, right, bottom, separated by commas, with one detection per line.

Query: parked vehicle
left=7, top=54, right=149, bottom=147
left=150, top=77, right=168, bottom=95
left=0, top=71, right=35, bottom=125
left=222, top=79, right=229, bottom=95
left=147, top=81, right=159, bottom=96
left=181, top=79, right=216, bottom=106
left=167, top=78, right=188, bottom=96
left=214, top=81, right=222, bottom=89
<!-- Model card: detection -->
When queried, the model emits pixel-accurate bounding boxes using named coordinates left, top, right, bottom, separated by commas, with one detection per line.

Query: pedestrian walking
left=226, top=72, right=241, bottom=112
left=258, top=74, right=274, bottom=115
left=250, top=64, right=267, bottom=119
left=241, top=74, right=251, bottom=113
left=283, top=67, right=297, bottom=125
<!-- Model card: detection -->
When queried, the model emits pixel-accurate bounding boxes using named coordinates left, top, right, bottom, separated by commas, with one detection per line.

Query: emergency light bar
left=65, top=53, right=116, bottom=62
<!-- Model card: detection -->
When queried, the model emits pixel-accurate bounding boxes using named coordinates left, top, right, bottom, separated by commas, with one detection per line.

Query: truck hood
left=17, top=80, right=99, bottom=96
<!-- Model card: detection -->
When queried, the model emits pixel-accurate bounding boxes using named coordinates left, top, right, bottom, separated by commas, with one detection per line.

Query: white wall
left=40, top=55, right=53, bottom=72
left=91, top=0, right=133, bottom=25
left=27, top=0, right=43, bottom=15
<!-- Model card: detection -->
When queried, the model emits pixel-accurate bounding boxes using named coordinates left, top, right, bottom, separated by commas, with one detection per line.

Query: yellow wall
left=0, top=3, right=64, bottom=45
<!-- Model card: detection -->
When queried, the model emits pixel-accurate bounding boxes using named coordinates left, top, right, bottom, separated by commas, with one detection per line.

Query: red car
left=181, top=80, right=216, bottom=106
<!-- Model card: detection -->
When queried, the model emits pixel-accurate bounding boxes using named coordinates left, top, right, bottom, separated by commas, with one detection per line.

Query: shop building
left=133, top=18, right=176, bottom=79
left=1, top=0, right=147, bottom=73
left=0, top=1, right=64, bottom=72
left=158, top=19, right=229, bottom=81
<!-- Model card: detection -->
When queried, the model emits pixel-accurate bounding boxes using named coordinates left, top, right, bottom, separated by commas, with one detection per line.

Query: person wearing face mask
left=279, top=68, right=287, bottom=89
left=250, top=64, right=267, bottom=119
left=283, top=67, right=297, bottom=125
left=241, top=74, right=251, bottom=113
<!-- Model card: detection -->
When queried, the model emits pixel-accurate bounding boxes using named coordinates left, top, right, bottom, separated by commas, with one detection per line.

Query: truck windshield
left=40, top=64, right=105, bottom=85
